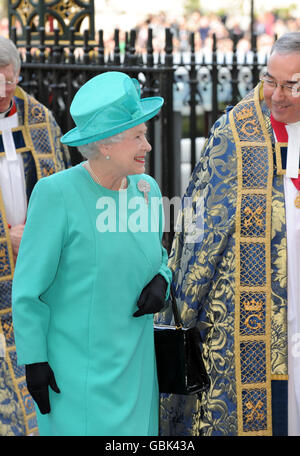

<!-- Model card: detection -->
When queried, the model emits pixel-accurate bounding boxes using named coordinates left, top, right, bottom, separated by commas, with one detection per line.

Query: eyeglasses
left=0, top=76, right=20, bottom=86
left=5, top=80, right=17, bottom=86
left=260, top=75, right=300, bottom=96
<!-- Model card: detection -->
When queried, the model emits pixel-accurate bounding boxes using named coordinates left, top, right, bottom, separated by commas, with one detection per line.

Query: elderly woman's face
left=104, top=123, right=152, bottom=176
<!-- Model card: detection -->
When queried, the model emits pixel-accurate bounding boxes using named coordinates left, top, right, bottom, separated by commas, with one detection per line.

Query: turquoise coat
left=12, top=163, right=171, bottom=436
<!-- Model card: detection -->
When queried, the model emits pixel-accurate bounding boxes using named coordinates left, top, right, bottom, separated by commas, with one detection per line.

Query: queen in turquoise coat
left=12, top=72, right=172, bottom=436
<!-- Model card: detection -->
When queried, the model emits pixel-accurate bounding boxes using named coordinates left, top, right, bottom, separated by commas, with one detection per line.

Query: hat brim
left=60, top=96, right=164, bottom=147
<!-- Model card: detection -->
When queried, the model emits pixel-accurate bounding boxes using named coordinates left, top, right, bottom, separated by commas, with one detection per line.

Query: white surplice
left=281, top=121, right=300, bottom=436
left=0, top=111, right=27, bottom=226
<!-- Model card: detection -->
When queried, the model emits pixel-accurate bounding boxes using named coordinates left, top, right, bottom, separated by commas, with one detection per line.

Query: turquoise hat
left=60, top=71, right=164, bottom=146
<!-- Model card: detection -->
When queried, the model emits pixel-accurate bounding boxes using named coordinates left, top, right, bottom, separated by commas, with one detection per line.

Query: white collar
left=0, top=112, right=18, bottom=161
left=285, top=122, right=300, bottom=178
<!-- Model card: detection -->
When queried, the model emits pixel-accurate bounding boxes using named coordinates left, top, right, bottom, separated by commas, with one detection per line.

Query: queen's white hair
left=77, top=131, right=126, bottom=159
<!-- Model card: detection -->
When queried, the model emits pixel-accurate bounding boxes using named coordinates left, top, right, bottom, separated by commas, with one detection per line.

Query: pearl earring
left=105, top=155, right=110, bottom=160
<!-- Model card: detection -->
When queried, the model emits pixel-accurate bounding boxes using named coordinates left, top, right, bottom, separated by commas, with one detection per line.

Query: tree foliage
left=184, top=0, right=201, bottom=15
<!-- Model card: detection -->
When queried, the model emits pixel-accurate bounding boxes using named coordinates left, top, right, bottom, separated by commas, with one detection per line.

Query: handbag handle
left=170, top=285, right=183, bottom=329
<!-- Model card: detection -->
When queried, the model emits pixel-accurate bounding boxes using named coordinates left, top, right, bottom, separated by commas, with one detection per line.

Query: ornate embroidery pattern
left=230, top=84, right=273, bottom=435
left=0, top=86, right=70, bottom=435
left=158, top=114, right=239, bottom=436
left=0, top=189, right=38, bottom=435
left=240, top=292, right=266, bottom=335
left=242, top=389, right=267, bottom=431
left=158, top=86, right=287, bottom=437
left=270, top=173, right=288, bottom=377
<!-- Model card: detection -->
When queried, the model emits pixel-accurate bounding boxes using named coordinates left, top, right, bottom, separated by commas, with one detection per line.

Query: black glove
left=133, top=274, right=167, bottom=318
left=25, top=362, right=60, bottom=415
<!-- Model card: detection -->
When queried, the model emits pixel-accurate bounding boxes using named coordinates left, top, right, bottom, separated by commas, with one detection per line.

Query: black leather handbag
left=154, top=290, right=210, bottom=395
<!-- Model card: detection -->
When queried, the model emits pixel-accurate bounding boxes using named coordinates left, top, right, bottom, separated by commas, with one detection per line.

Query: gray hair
left=0, top=36, right=21, bottom=75
left=270, top=32, right=300, bottom=56
left=77, top=131, right=126, bottom=159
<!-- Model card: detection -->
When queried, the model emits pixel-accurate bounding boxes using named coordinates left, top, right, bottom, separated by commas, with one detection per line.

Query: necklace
left=270, top=115, right=300, bottom=209
left=84, top=161, right=127, bottom=190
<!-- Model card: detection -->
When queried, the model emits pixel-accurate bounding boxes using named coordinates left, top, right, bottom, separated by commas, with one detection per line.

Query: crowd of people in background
left=134, top=9, right=300, bottom=55
left=1, top=8, right=300, bottom=56
left=95, top=9, right=300, bottom=57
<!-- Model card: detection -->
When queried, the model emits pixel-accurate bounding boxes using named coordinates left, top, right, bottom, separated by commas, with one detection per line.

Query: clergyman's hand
left=8, top=224, right=24, bottom=262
